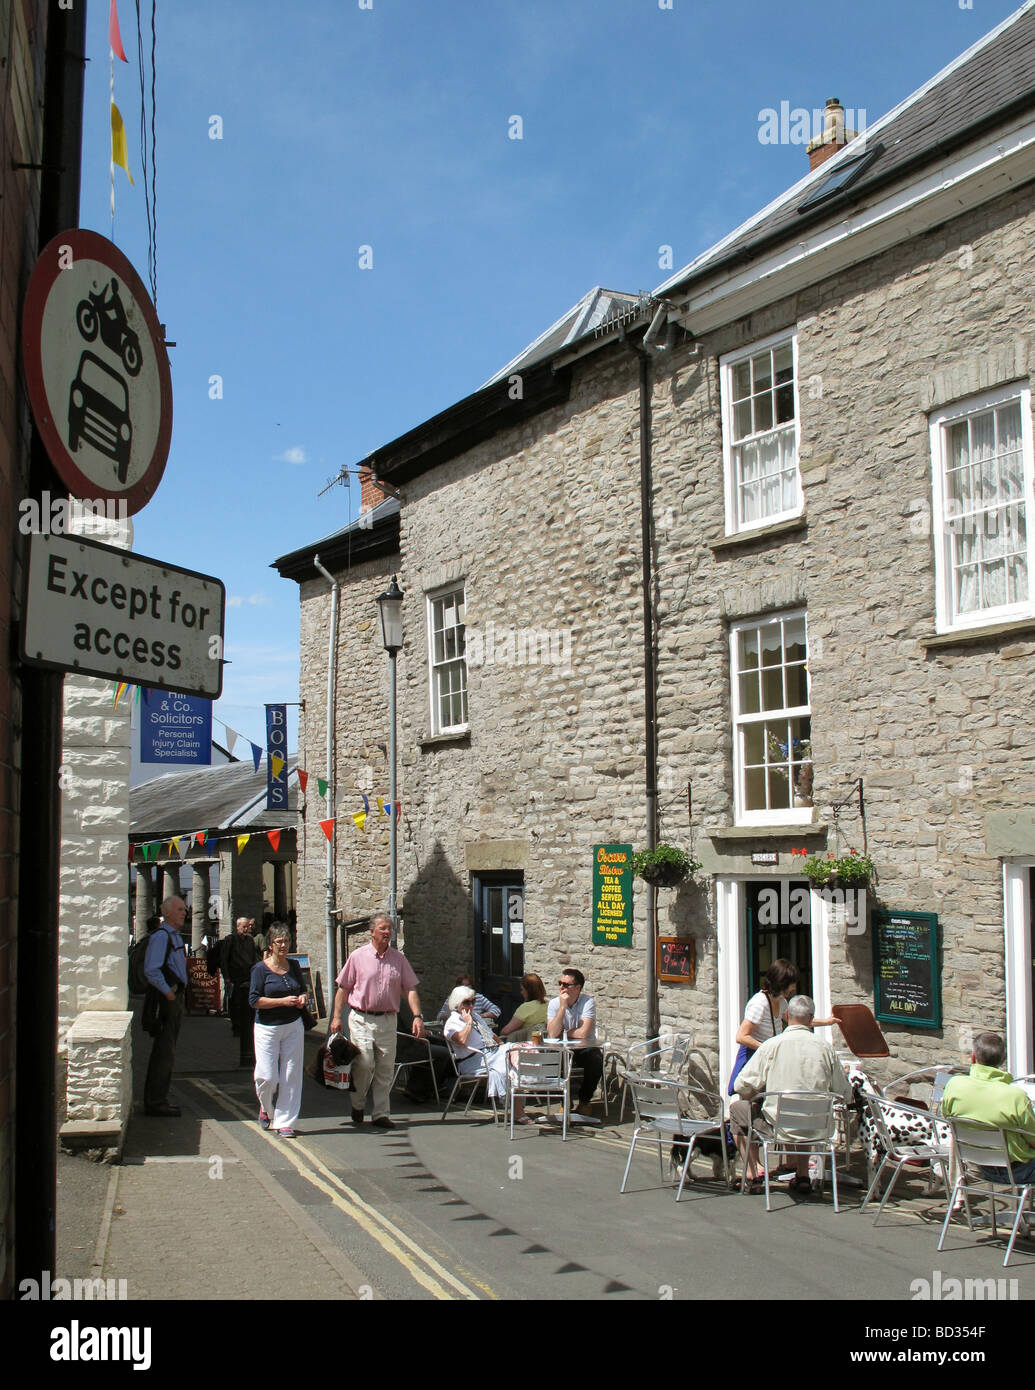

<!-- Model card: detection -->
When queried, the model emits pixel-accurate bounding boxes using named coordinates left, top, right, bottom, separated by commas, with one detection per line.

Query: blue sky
left=79, top=0, right=1024, bottom=758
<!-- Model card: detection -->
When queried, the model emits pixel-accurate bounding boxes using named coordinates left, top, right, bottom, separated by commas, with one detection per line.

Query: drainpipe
left=313, top=557, right=339, bottom=993
left=626, top=335, right=660, bottom=1045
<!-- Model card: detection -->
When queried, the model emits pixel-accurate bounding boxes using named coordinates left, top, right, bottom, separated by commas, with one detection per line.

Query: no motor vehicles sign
left=21, top=532, right=225, bottom=698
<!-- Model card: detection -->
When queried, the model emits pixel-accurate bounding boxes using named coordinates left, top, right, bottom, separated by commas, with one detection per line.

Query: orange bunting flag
left=352, top=811, right=367, bottom=832
left=109, top=0, right=128, bottom=61
left=320, top=818, right=335, bottom=842
left=236, top=834, right=250, bottom=855
left=111, top=103, right=134, bottom=184
left=297, top=769, right=309, bottom=794
left=267, top=829, right=281, bottom=852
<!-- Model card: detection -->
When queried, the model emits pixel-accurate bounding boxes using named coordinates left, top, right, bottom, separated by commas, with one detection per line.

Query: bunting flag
left=170, top=836, right=182, bottom=857
left=109, top=0, right=128, bottom=61
left=128, top=842, right=135, bottom=863
left=271, top=754, right=285, bottom=779
left=267, top=829, right=281, bottom=852
left=384, top=801, right=392, bottom=819
left=320, top=818, right=335, bottom=842
left=224, top=728, right=238, bottom=757
left=111, top=103, right=134, bottom=184
left=361, top=793, right=370, bottom=814
left=297, top=770, right=309, bottom=794
left=352, top=811, right=367, bottom=832
left=249, top=742, right=262, bottom=772
left=376, top=797, right=385, bottom=816
left=113, top=681, right=129, bottom=709
left=236, top=834, right=250, bottom=855
left=317, top=778, right=328, bottom=798
left=194, top=831, right=206, bottom=846
left=205, top=838, right=218, bottom=856
left=397, top=800, right=402, bottom=822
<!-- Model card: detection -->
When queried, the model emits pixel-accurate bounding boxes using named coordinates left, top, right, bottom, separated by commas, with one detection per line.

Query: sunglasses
left=558, top=979, right=578, bottom=988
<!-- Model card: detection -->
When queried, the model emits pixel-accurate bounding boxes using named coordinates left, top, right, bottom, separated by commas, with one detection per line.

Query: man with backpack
left=142, top=897, right=188, bottom=1117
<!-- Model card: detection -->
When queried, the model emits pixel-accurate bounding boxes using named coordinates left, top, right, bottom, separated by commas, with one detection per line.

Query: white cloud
left=227, top=593, right=272, bottom=609
left=273, top=445, right=308, bottom=465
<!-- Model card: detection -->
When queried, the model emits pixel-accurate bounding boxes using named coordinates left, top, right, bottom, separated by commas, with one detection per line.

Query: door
left=746, top=878, right=813, bottom=998
left=473, top=874, right=525, bottom=1026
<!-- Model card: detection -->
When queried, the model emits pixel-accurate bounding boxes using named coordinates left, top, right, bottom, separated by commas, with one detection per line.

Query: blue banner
left=266, top=703, right=288, bottom=809
left=140, top=690, right=212, bottom=764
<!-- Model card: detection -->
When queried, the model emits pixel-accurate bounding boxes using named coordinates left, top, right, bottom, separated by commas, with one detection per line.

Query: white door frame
left=1003, top=861, right=1034, bottom=1078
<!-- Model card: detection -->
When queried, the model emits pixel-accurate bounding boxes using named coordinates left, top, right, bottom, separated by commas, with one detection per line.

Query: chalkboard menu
left=872, top=910, right=941, bottom=1029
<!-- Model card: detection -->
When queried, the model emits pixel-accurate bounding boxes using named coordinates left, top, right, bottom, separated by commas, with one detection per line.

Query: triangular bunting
left=377, top=797, right=385, bottom=816
left=110, top=102, right=134, bottom=184
left=205, top=838, right=218, bottom=856
left=170, top=836, right=182, bottom=857
left=271, top=754, right=285, bottom=779
left=361, top=793, right=370, bottom=814
left=194, top=830, right=206, bottom=846
left=267, top=829, right=281, bottom=852
left=320, top=818, right=335, bottom=842
left=113, top=681, right=129, bottom=709
left=224, top=728, right=238, bottom=757
left=250, top=742, right=262, bottom=772
left=317, top=778, right=328, bottom=798
left=109, top=0, right=128, bottom=61
left=352, top=811, right=367, bottom=832
left=297, top=770, right=309, bottom=794
left=236, top=834, right=250, bottom=854
left=384, top=801, right=392, bottom=818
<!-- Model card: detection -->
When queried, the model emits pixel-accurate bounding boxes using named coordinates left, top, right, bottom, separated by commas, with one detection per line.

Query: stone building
left=277, top=7, right=1035, bottom=1086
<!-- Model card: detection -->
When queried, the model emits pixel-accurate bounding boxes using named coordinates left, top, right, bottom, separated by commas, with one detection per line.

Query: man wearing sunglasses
left=546, top=968, right=602, bottom=1116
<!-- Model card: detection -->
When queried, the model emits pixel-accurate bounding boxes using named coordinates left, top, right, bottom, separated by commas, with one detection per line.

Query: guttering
left=313, top=555, right=339, bottom=988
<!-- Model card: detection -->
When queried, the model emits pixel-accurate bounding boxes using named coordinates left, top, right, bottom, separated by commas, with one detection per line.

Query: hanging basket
left=639, top=862, right=691, bottom=888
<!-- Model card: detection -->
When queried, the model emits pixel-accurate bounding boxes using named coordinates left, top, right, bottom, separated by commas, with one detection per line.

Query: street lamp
left=376, top=575, right=404, bottom=944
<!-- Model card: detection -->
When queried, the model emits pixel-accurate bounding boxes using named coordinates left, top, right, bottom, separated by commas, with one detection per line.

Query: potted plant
left=767, top=731, right=813, bottom=807
left=631, top=843, right=701, bottom=888
left=790, top=847, right=875, bottom=892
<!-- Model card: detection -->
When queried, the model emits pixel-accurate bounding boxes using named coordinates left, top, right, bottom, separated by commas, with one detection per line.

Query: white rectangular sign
left=21, top=531, right=225, bottom=698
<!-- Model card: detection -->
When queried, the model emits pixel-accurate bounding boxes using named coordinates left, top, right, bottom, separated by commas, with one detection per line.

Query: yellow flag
left=271, top=754, right=285, bottom=779
left=376, top=797, right=385, bottom=816
left=170, top=836, right=182, bottom=857
left=111, top=102, right=134, bottom=183
left=236, top=834, right=250, bottom=855
left=351, top=811, right=367, bottom=832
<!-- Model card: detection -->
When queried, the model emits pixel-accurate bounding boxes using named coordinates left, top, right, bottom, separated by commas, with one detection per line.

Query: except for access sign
left=21, top=229, right=172, bottom=515
left=21, top=531, right=225, bottom=698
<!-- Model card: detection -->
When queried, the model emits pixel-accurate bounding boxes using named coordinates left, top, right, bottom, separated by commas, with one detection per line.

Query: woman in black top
left=249, top=924, right=307, bottom=1138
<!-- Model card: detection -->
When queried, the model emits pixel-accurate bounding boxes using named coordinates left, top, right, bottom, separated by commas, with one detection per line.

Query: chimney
left=359, top=464, right=386, bottom=514
left=807, top=98, right=857, bottom=171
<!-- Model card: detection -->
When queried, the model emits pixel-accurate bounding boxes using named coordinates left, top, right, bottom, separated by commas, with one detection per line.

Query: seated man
left=436, top=973, right=501, bottom=1025
left=731, top=993, right=853, bottom=1192
left=941, top=1031, right=1035, bottom=1182
left=546, top=968, right=602, bottom=1117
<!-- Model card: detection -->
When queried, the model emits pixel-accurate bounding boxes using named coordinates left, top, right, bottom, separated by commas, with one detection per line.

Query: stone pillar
left=133, top=861, right=153, bottom=941
left=161, top=862, right=180, bottom=904
left=191, top=862, right=211, bottom=951
left=273, top=862, right=287, bottom=919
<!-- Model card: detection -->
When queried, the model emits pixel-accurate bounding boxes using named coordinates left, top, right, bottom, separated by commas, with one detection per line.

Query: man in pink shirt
left=330, top=914, right=426, bottom=1129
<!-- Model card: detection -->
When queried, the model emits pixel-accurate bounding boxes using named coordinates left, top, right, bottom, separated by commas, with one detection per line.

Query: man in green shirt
left=941, top=1032, right=1035, bottom=1182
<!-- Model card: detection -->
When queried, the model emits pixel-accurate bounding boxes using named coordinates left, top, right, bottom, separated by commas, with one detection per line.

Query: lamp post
left=377, top=575, right=404, bottom=946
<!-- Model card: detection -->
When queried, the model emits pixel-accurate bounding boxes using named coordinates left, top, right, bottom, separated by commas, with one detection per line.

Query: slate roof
left=130, top=756, right=300, bottom=838
left=272, top=496, right=400, bottom=579
left=481, top=287, right=643, bottom=386
left=656, top=0, right=1035, bottom=295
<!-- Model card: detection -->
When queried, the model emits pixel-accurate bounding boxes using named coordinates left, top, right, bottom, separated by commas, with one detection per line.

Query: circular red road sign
left=21, top=229, right=173, bottom=516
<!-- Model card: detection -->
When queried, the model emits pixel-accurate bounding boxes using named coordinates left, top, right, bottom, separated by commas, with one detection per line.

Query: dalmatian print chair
left=844, top=1060, right=951, bottom=1180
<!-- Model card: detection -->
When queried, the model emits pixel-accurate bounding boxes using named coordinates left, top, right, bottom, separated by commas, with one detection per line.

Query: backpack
left=129, top=927, right=171, bottom=996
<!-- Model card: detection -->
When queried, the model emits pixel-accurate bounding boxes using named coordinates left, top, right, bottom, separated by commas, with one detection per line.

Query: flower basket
left=790, top=847, right=875, bottom=891
left=631, top=844, right=700, bottom=888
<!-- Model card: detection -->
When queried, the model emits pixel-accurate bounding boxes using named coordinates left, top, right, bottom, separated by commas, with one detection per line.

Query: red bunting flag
left=319, top=818, right=335, bottom=842
left=194, top=831, right=206, bottom=846
left=297, top=770, right=309, bottom=794
left=109, top=0, right=128, bottom=61
left=267, top=829, right=281, bottom=852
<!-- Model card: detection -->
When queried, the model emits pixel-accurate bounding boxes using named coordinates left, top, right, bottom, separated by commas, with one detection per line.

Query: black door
left=472, top=874, right=524, bottom=1026
left=747, top=879, right=812, bottom=998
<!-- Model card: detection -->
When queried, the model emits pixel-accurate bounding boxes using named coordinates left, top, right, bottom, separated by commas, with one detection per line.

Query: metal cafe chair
left=617, top=1033, right=692, bottom=1122
left=741, top=1091, right=843, bottom=1212
left=619, top=1075, right=730, bottom=1201
left=938, top=1118, right=1034, bottom=1267
left=507, top=1046, right=571, bottom=1139
left=440, top=1043, right=499, bottom=1123
left=391, top=1031, right=441, bottom=1106
left=859, top=1093, right=951, bottom=1225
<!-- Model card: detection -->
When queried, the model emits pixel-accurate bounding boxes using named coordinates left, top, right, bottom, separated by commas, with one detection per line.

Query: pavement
left=51, top=1006, right=1035, bottom=1306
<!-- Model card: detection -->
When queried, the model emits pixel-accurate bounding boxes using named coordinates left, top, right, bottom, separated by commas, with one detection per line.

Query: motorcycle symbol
left=75, top=277, right=142, bottom=377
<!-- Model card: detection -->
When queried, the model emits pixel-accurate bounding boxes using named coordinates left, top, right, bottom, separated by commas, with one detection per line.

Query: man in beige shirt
left=731, top=994, right=852, bottom=1191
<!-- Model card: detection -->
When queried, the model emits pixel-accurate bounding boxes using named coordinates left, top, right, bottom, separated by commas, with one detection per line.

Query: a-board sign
left=22, top=229, right=172, bottom=514
left=872, top=909, right=941, bottom=1030
left=592, top=844, right=633, bottom=947
left=186, top=957, right=221, bottom=1015
left=289, top=954, right=322, bottom=1018
left=20, top=531, right=225, bottom=698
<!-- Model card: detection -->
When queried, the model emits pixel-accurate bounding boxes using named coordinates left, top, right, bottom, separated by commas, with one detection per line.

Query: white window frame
left=426, top=583, right=468, bottom=736
left=930, top=382, right=1035, bottom=634
left=720, top=329, right=803, bottom=536
left=730, top=609, right=812, bottom=826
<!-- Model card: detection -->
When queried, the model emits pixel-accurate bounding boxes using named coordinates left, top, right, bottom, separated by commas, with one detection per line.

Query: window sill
left=709, top=515, right=808, bottom=556
left=705, top=823, right=829, bottom=842
left=419, top=730, right=471, bottom=751
left=922, top=617, right=1035, bottom=651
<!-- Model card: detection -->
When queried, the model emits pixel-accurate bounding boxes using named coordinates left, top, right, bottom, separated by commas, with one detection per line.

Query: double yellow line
left=189, top=1077, right=496, bottom=1300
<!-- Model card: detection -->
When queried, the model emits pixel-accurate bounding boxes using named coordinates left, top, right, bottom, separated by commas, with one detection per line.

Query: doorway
left=472, top=873, right=525, bottom=1026
left=746, top=879, right=813, bottom=997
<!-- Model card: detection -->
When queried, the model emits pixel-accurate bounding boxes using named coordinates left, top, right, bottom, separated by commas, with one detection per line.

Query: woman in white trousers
left=249, top=924, right=307, bottom=1137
